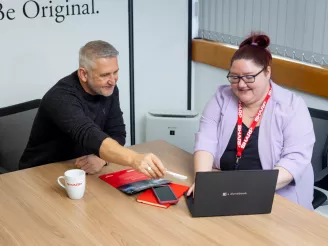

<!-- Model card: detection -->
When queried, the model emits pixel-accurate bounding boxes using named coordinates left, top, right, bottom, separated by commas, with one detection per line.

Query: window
left=198, top=0, right=328, bottom=65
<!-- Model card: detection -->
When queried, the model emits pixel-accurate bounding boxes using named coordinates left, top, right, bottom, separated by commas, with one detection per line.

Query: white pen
left=165, top=170, right=188, bottom=180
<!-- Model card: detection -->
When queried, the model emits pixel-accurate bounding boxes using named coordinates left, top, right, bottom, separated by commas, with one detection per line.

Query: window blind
left=198, top=0, right=328, bottom=65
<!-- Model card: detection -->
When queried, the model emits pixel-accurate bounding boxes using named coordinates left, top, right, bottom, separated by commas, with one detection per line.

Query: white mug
left=57, top=169, right=86, bottom=200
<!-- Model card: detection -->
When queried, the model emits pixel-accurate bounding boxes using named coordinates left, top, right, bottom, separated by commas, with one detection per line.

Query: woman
left=187, top=33, right=315, bottom=210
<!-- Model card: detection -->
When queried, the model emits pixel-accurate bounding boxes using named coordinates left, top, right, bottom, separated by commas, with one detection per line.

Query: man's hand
left=75, top=155, right=107, bottom=174
left=132, top=153, right=166, bottom=179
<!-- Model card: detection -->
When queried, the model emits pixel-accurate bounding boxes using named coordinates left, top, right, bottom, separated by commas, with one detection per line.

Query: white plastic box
left=145, top=110, right=200, bottom=153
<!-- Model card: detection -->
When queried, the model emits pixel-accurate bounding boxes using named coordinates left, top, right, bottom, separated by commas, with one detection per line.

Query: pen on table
left=165, top=170, right=188, bottom=180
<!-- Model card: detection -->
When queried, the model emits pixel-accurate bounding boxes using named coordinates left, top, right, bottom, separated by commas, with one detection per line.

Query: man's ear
left=78, top=67, right=88, bottom=83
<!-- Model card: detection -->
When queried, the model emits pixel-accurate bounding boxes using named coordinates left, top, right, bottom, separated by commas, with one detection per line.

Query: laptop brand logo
left=222, top=192, right=247, bottom=196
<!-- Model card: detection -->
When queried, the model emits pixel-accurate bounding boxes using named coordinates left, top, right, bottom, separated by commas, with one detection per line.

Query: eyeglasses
left=226, top=67, right=265, bottom=84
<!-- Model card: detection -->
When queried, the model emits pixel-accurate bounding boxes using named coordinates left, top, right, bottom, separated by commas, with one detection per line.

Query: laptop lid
left=185, top=170, right=278, bottom=217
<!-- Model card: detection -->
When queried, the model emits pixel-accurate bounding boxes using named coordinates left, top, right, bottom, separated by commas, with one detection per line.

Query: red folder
left=99, top=168, right=149, bottom=188
left=136, top=183, right=189, bottom=208
left=99, top=168, right=171, bottom=195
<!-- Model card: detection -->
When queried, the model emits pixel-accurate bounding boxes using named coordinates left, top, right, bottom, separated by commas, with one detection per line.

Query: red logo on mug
left=67, top=182, right=82, bottom=186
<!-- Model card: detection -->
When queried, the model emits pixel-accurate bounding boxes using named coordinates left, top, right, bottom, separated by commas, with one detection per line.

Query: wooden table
left=1, top=140, right=328, bottom=245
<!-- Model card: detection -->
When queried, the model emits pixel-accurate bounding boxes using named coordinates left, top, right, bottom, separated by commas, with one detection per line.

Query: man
left=19, top=40, right=165, bottom=178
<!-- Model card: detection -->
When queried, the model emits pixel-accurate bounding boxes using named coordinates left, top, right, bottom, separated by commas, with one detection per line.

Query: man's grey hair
left=79, top=40, right=119, bottom=70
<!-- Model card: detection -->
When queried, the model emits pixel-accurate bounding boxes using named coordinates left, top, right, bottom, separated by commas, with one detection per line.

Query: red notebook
left=136, top=183, right=189, bottom=208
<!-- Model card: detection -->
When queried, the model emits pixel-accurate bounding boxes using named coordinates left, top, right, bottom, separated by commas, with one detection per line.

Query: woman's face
left=229, top=59, right=271, bottom=106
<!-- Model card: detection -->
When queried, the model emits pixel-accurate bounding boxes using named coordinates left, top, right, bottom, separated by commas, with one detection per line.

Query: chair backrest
left=309, top=107, right=328, bottom=182
left=0, top=99, right=41, bottom=173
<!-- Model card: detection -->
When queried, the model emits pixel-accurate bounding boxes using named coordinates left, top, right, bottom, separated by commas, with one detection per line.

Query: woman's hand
left=186, top=183, right=195, bottom=198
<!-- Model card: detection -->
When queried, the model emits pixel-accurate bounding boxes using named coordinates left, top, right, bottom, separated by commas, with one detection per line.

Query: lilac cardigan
left=194, top=82, right=315, bottom=210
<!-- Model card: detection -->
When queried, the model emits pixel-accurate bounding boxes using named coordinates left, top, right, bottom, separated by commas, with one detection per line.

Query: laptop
left=185, top=170, right=279, bottom=217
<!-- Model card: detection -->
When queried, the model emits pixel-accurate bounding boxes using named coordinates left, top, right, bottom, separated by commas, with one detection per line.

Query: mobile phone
left=152, top=185, right=179, bottom=204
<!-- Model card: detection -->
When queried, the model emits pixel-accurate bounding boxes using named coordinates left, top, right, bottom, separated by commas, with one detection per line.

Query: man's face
left=84, top=57, right=119, bottom=97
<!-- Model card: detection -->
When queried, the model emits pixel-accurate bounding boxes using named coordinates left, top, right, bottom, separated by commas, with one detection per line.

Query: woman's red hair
left=231, top=32, right=272, bottom=70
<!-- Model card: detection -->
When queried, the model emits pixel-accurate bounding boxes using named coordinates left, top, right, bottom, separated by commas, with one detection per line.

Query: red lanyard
left=235, top=85, right=272, bottom=168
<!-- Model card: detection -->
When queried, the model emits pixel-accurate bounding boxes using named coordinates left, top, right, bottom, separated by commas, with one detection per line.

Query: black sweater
left=19, top=71, right=126, bottom=169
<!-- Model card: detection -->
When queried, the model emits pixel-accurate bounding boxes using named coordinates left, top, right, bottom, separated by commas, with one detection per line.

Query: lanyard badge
left=235, top=85, right=272, bottom=169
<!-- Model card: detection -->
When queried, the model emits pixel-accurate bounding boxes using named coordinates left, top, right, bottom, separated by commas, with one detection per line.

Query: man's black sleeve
left=103, top=87, right=126, bottom=146
left=42, top=88, right=108, bottom=156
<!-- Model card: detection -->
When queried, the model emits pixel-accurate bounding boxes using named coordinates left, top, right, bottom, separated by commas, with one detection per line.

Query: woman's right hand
left=186, top=151, right=214, bottom=197
left=186, top=182, right=195, bottom=198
